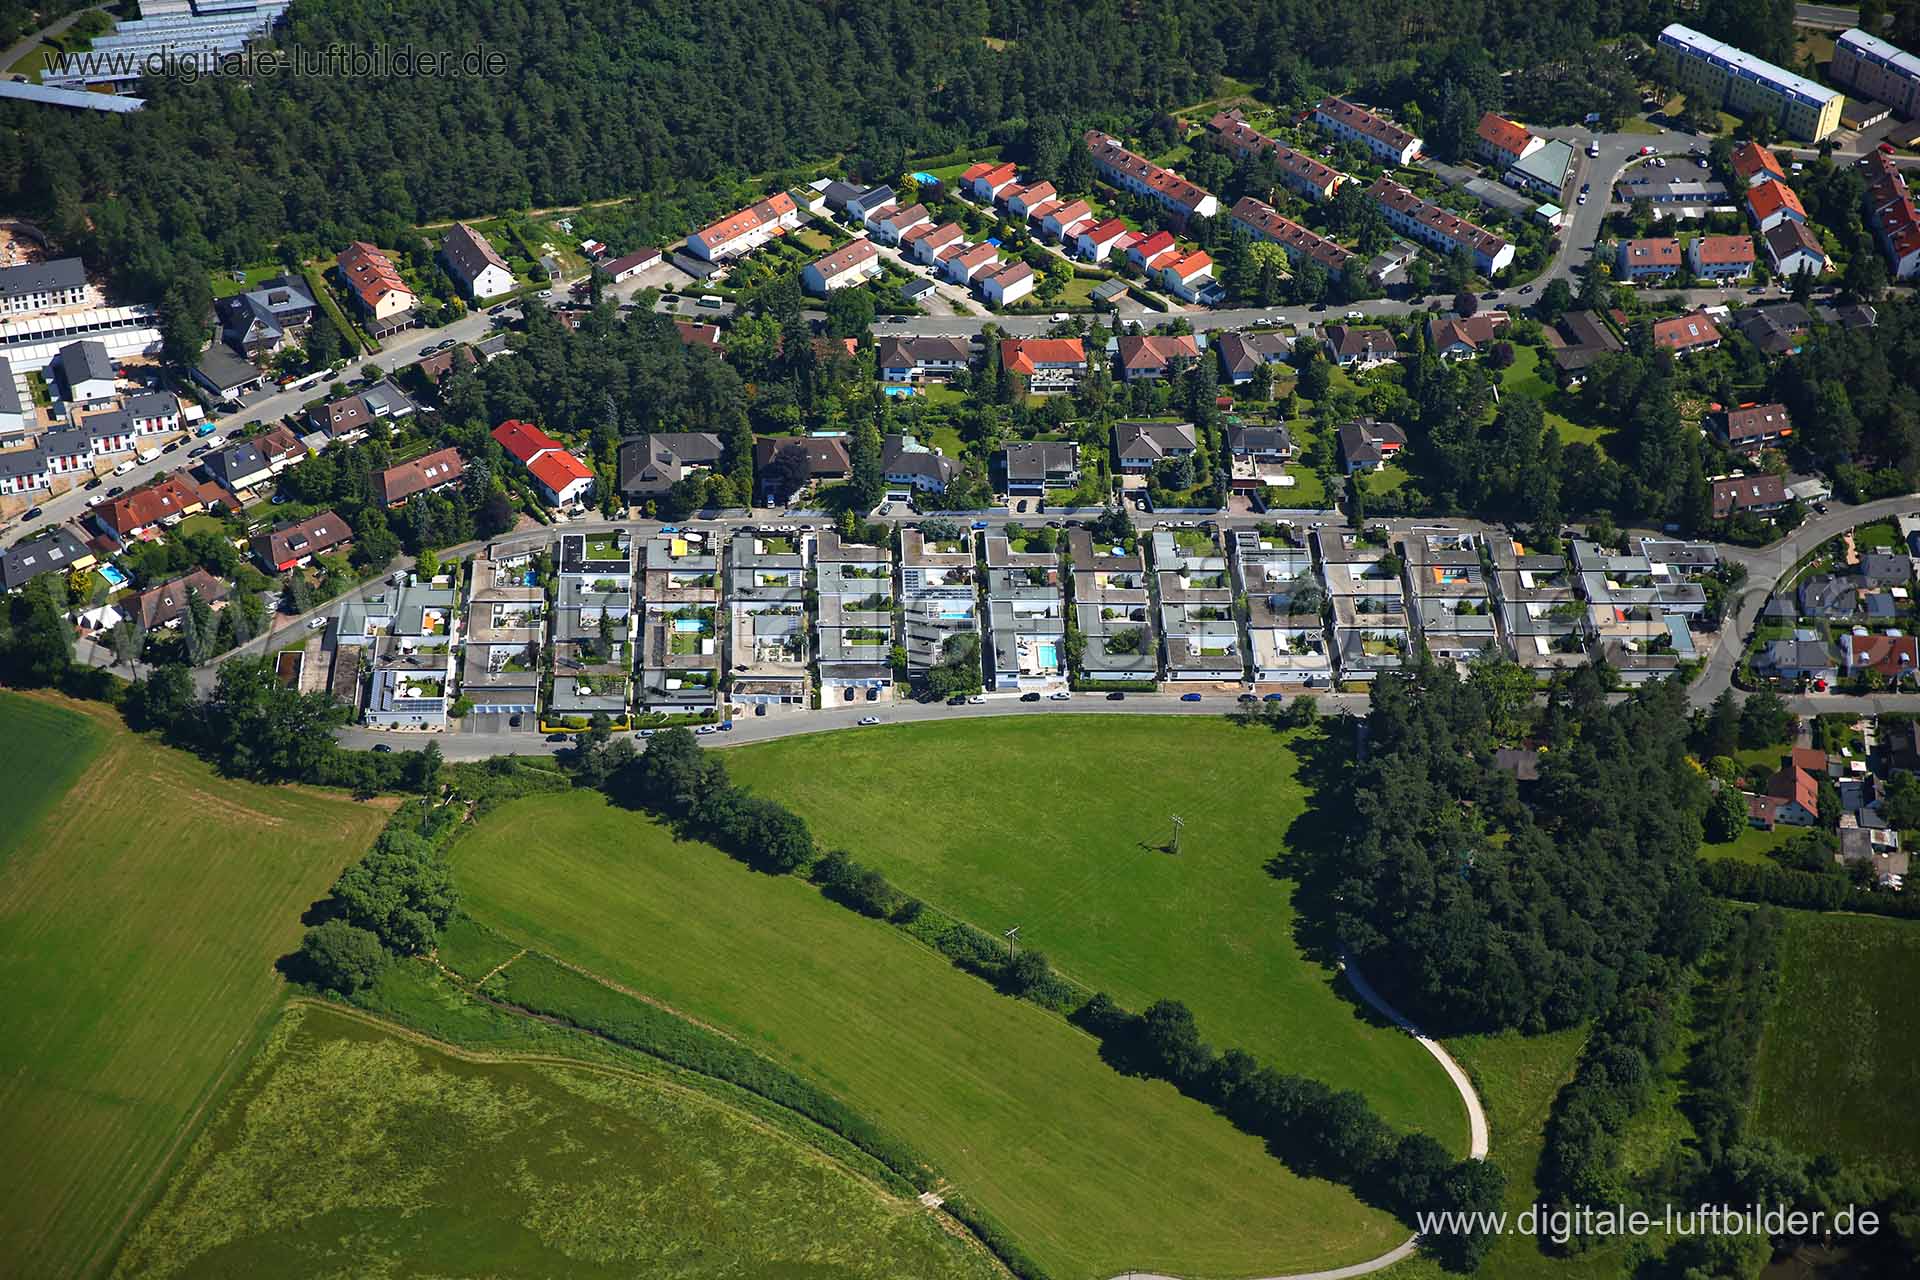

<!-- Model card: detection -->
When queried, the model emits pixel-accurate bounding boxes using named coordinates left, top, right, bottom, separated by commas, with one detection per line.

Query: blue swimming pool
left=911, top=171, right=937, bottom=184
left=1037, top=642, right=1059, bottom=669
left=673, top=619, right=707, bottom=633
left=97, top=565, right=127, bottom=588
left=939, top=607, right=972, bottom=620
left=882, top=385, right=920, bottom=397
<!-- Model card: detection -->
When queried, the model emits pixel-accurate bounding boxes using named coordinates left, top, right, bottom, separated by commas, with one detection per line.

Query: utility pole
left=1003, top=925, right=1021, bottom=962
left=1169, top=814, right=1184, bottom=855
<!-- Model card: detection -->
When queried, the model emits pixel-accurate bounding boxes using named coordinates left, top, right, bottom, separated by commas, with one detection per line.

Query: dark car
left=21, top=506, right=42, bottom=520
left=106, top=485, right=124, bottom=497
left=1106, top=691, right=1126, bottom=700
left=1020, top=692, right=1042, bottom=702
left=718, top=722, right=734, bottom=731
left=1264, top=692, right=1288, bottom=702
left=509, top=714, right=523, bottom=728
left=1237, top=693, right=1259, bottom=703
left=371, top=743, right=392, bottom=753
left=1309, top=302, right=1327, bottom=312
left=163, top=441, right=180, bottom=453
left=84, top=478, right=102, bottom=490
left=1480, top=290, right=1499, bottom=301
left=546, top=733, right=571, bottom=743
left=1180, top=692, right=1203, bottom=702
left=947, top=694, right=968, bottom=705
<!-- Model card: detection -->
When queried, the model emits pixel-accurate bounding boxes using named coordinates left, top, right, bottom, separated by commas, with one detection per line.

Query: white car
left=1049, top=691, right=1072, bottom=701
left=1345, top=310, right=1364, bottom=320
left=857, top=716, right=881, bottom=725
left=967, top=695, right=986, bottom=704
left=306, top=616, right=328, bottom=630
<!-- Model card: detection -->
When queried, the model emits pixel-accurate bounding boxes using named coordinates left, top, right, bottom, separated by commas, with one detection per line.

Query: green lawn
left=453, top=786, right=1410, bottom=1280
left=1505, top=344, right=1613, bottom=447
left=1363, top=464, right=1411, bottom=497
left=1701, top=821, right=1796, bottom=867
left=1272, top=465, right=1327, bottom=508
left=116, top=1002, right=1000, bottom=1280
left=1853, top=519, right=1901, bottom=552
left=1753, top=910, right=1920, bottom=1174
left=208, top=263, right=291, bottom=300
left=0, top=694, right=395, bottom=1280
left=725, top=718, right=1466, bottom=1149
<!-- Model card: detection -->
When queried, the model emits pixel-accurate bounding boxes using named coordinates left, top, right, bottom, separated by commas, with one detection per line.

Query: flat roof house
left=983, top=532, right=1067, bottom=690
left=726, top=528, right=810, bottom=706
left=1002, top=442, right=1080, bottom=496
left=900, top=526, right=980, bottom=678
left=1069, top=528, right=1157, bottom=683
left=814, top=528, right=896, bottom=698
left=637, top=530, right=722, bottom=712
left=1153, top=526, right=1243, bottom=682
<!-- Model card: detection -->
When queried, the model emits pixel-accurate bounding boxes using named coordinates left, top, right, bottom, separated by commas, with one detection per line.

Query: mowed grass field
left=115, top=1002, right=1001, bottom=1280
left=0, top=693, right=394, bottom=1280
left=455, top=790, right=1411, bottom=1280
left=725, top=717, right=1466, bottom=1149
left=1753, top=909, right=1920, bottom=1173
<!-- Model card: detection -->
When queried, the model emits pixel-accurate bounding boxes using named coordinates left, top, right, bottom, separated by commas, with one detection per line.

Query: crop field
left=115, top=1002, right=1001, bottom=1280
left=454, top=788, right=1410, bottom=1280
left=725, top=716, right=1466, bottom=1148
left=0, top=693, right=394, bottom=1280
left=1753, top=909, right=1920, bottom=1173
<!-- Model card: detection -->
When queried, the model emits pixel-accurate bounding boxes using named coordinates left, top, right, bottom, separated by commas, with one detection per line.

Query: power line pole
left=1169, top=814, right=1184, bottom=855
left=1003, top=925, right=1021, bottom=962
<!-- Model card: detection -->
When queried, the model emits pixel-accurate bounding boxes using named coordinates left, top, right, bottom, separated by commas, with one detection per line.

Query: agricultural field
left=725, top=717, right=1466, bottom=1147
left=1753, top=910, right=1920, bottom=1174
left=454, top=788, right=1411, bottom=1280
left=0, top=693, right=394, bottom=1280
left=116, top=1002, right=1001, bottom=1280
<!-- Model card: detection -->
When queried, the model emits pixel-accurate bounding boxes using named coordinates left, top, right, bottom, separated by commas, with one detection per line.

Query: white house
left=865, top=203, right=931, bottom=246
left=942, top=242, right=1000, bottom=284
left=905, top=222, right=964, bottom=265
left=442, top=223, right=516, bottom=300
left=58, top=340, right=116, bottom=405
left=801, top=239, right=882, bottom=294
left=1315, top=96, right=1422, bottom=165
left=126, top=390, right=182, bottom=436
left=978, top=261, right=1035, bottom=306
left=1074, top=219, right=1130, bottom=262
left=688, top=192, right=802, bottom=261
left=0, top=447, right=50, bottom=495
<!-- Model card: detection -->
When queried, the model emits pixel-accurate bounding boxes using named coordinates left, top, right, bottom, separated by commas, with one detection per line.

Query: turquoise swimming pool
left=1037, top=641, right=1059, bottom=669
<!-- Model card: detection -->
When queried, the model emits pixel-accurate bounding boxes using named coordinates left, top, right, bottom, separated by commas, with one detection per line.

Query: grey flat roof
left=0, top=81, right=145, bottom=113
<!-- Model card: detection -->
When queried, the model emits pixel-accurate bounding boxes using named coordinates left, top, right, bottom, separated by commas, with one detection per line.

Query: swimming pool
left=673, top=619, right=707, bottom=633
left=911, top=171, right=937, bottom=184
left=1037, top=641, right=1059, bottom=669
left=882, top=385, right=920, bottom=397
left=97, top=565, right=127, bottom=588
left=939, top=607, right=972, bottom=620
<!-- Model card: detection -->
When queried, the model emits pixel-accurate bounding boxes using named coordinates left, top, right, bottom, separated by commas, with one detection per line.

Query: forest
left=1, top=0, right=1798, bottom=329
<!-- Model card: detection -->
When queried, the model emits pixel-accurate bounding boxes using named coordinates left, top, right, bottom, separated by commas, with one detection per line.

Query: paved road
left=0, top=3, right=108, bottom=78
left=1103, top=956, right=1487, bottom=1280
left=1795, top=3, right=1860, bottom=30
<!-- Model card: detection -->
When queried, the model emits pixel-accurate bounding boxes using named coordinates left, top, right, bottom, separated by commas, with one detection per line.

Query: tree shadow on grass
left=1268, top=719, right=1362, bottom=970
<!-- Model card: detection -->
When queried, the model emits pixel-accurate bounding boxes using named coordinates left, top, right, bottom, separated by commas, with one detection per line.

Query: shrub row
left=1076, top=994, right=1505, bottom=1272
left=940, top=1194, right=1053, bottom=1280
left=1535, top=975, right=1680, bottom=1250
left=491, top=950, right=934, bottom=1194
left=1685, top=907, right=1783, bottom=1164
left=1703, top=859, right=1920, bottom=919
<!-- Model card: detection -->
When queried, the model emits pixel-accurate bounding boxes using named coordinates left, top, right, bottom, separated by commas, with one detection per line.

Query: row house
left=904, top=221, right=965, bottom=265
left=1153, top=527, right=1243, bottom=682
left=1042, top=199, right=1095, bottom=242
left=1315, top=529, right=1412, bottom=681
left=1229, top=197, right=1357, bottom=279
left=1747, top=180, right=1807, bottom=233
left=726, top=529, right=809, bottom=706
left=0, top=258, right=87, bottom=317
left=460, top=546, right=544, bottom=719
left=550, top=531, right=634, bottom=721
left=984, top=533, right=1067, bottom=690
left=1732, top=141, right=1787, bottom=188
left=40, top=426, right=93, bottom=477
left=336, top=241, right=417, bottom=329
left=251, top=509, right=351, bottom=571
left=80, top=407, right=138, bottom=457
left=1401, top=532, right=1498, bottom=667
left=963, top=161, right=1021, bottom=203
left=1367, top=178, right=1514, bottom=275
left=813, top=529, right=896, bottom=700
left=899, top=527, right=979, bottom=678
left=1156, top=250, right=1221, bottom=305
left=1863, top=151, right=1920, bottom=281
left=1205, top=109, right=1343, bottom=201
left=1006, top=182, right=1056, bottom=219
left=96, top=473, right=206, bottom=541
left=864, top=202, right=931, bottom=246
left=1689, top=234, right=1756, bottom=280
left=976, top=260, right=1035, bottom=306
left=1315, top=96, right=1422, bottom=165
left=802, top=238, right=883, bottom=294
left=375, top=446, right=466, bottom=507
left=1074, top=218, right=1132, bottom=263
left=688, top=191, right=802, bottom=262
left=638, top=529, right=722, bottom=713
left=1083, top=131, right=1220, bottom=225
left=1617, top=237, right=1683, bottom=280
left=0, top=446, right=50, bottom=494
left=1069, top=529, right=1157, bottom=684
left=1231, top=528, right=1329, bottom=685
left=1764, top=220, right=1832, bottom=278
left=941, top=242, right=1000, bottom=285
left=126, top=390, right=182, bottom=436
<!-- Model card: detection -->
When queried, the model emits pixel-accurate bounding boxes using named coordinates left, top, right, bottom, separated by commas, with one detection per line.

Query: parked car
left=371, top=743, right=392, bottom=753
left=971, top=520, right=989, bottom=530
left=1049, top=691, right=1072, bottom=701
left=106, top=485, right=124, bottom=497
left=947, top=694, right=968, bottom=706
left=636, top=728, right=655, bottom=738
left=695, top=724, right=717, bottom=735
left=1019, top=692, right=1041, bottom=702
left=305, top=616, right=328, bottom=630
left=509, top=715, right=523, bottom=728
left=1237, top=693, right=1259, bottom=703
left=1106, top=691, right=1126, bottom=700
left=857, top=716, right=881, bottom=725
left=83, top=478, right=102, bottom=490
left=967, top=695, right=986, bottom=704
left=22, top=506, right=42, bottom=520
left=1264, top=692, right=1288, bottom=702
left=546, top=733, right=571, bottom=742
left=1180, top=692, right=1203, bottom=702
